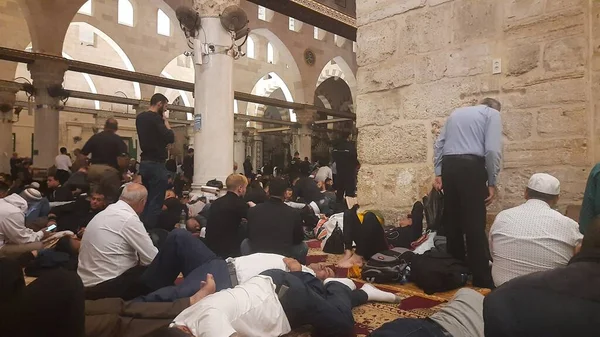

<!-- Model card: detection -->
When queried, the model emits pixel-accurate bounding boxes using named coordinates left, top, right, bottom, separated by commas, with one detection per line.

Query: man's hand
left=485, top=186, right=497, bottom=206
left=247, top=201, right=256, bottom=208
left=433, top=176, right=443, bottom=191
left=164, top=118, right=171, bottom=130
left=41, top=229, right=54, bottom=240
left=283, top=257, right=303, bottom=272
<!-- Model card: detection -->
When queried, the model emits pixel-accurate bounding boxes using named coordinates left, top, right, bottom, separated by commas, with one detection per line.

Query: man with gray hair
left=79, top=183, right=230, bottom=301
left=79, top=183, right=158, bottom=299
left=433, top=98, right=502, bottom=288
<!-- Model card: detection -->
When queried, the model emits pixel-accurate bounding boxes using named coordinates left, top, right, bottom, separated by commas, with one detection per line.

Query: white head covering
left=527, top=173, right=560, bottom=196
left=21, top=187, right=42, bottom=202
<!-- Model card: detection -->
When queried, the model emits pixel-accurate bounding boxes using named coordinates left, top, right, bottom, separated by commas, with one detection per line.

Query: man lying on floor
left=165, top=264, right=400, bottom=337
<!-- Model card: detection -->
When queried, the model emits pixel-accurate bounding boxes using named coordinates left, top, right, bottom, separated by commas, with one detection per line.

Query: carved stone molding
left=193, top=0, right=241, bottom=17
left=290, top=0, right=356, bottom=27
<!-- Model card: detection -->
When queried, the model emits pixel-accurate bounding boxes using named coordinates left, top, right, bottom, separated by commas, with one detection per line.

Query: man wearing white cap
left=489, top=173, right=583, bottom=286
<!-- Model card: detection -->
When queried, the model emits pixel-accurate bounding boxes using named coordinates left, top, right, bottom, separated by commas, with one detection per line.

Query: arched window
left=118, top=0, right=134, bottom=26
left=78, top=0, right=92, bottom=16
left=246, top=36, right=255, bottom=59
left=267, top=42, right=274, bottom=64
left=157, top=9, right=170, bottom=36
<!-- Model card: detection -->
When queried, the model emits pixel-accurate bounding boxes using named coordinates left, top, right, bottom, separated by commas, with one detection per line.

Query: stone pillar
left=233, top=119, right=247, bottom=174
left=28, top=59, right=68, bottom=168
left=295, top=108, right=316, bottom=161
left=0, top=90, right=17, bottom=173
left=191, top=0, right=240, bottom=191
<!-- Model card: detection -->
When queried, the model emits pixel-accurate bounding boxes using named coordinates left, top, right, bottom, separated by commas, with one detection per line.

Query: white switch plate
left=492, top=58, right=502, bottom=74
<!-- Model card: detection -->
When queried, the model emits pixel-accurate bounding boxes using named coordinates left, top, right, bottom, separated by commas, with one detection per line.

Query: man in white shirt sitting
left=81, top=183, right=227, bottom=302
left=489, top=173, right=583, bottom=286
left=79, top=182, right=159, bottom=299
left=0, top=193, right=52, bottom=257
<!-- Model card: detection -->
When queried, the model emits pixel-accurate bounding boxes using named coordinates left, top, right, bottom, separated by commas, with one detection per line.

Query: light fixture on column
left=14, top=77, right=34, bottom=116
left=176, top=6, right=201, bottom=47
left=220, top=5, right=250, bottom=59
left=47, top=84, right=70, bottom=109
left=0, top=104, right=21, bottom=123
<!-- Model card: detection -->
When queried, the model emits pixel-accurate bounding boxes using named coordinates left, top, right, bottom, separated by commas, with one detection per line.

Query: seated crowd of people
left=1, top=146, right=599, bottom=337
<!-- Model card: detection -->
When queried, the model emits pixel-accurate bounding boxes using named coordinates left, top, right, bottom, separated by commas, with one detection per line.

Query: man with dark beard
left=136, top=94, right=175, bottom=229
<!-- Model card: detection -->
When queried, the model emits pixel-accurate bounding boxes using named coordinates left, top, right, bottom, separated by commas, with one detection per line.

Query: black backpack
left=385, top=226, right=416, bottom=249
left=206, top=179, right=224, bottom=189
left=362, top=247, right=410, bottom=284
left=423, top=188, right=444, bottom=233
left=323, top=224, right=344, bottom=254
left=405, top=250, right=469, bottom=294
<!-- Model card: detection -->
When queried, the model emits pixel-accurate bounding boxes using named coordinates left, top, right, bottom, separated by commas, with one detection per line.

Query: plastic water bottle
left=179, top=210, right=187, bottom=229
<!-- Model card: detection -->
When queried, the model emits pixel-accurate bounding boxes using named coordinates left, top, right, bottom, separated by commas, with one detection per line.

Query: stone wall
left=356, top=0, right=595, bottom=222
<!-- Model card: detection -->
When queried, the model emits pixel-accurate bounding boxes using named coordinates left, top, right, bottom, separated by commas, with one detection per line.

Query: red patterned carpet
left=284, top=240, right=490, bottom=337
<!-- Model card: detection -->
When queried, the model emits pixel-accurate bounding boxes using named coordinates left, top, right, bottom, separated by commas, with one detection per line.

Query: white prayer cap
left=527, top=173, right=560, bottom=195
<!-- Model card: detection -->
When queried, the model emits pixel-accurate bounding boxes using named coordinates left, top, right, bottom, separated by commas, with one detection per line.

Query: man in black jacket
left=49, top=189, right=107, bottom=233
left=242, top=178, right=307, bottom=263
left=46, top=172, right=73, bottom=202
left=205, top=174, right=249, bottom=258
left=332, top=132, right=358, bottom=202
left=484, top=217, right=600, bottom=337
left=136, top=94, right=175, bottom=229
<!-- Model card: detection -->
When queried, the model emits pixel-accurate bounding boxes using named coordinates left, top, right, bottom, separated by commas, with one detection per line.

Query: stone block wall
left=356, top=0, right=595, bottom=221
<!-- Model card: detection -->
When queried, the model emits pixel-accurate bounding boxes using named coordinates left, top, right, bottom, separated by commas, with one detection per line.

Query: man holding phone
left=136, top=94, right=175, bottom=229
left=0, top=192, right=53, bottom=257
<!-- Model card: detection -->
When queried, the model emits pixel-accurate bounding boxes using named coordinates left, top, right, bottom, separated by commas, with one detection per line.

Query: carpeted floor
left=284, top=240, right=490, bottom=337
left=23, top=240, right=489, bottom=337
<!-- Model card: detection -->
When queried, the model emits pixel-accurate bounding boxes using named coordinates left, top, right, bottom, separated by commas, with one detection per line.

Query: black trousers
left=261, top=269, right=367, bottom=337
left=336, top=170, right=357, bottom=201
left=344, top=205, right=389, bottom=260
left=441, top=155, right=493, bottom=287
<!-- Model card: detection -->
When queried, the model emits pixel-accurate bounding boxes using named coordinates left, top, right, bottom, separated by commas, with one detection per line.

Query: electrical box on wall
left=492, top=59, right=502, bottom=74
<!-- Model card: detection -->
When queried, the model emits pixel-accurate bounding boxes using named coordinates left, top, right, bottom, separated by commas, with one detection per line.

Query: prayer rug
left=284, top=240, right=490, bottom=336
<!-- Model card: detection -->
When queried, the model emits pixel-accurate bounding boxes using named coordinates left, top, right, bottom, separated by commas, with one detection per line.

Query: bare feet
left=190, top=273, right=216, bottom=305
left=336, top=250, right=354, bottom=267
left=337, top=253, right=364, bottom=268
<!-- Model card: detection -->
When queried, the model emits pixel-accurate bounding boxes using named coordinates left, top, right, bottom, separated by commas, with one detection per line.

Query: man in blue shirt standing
left=433, top=98, right=503, bottom=288
left=136, top=93, right=175, bottom=229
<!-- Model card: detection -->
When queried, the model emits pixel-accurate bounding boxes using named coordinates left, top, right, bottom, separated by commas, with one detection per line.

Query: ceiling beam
left=0, top=47, right=356, bottom=120
left=257, top=127, right=291, bottom=133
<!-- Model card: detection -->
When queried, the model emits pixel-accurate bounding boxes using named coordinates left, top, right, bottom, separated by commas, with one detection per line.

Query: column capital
left=295, top=108, right=317, bottom=125
left=193, top=0, right=240, bottom=17
left=133, top=101, right=150, bottom=114
left=27, top=59, right=68, bottom=87
left=0, top=90, right=17, bottom=123
left=234, top=119, right=247, bottom=132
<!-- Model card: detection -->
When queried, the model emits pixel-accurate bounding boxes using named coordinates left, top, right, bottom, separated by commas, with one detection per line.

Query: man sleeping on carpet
left=163, top=262, right=400, bottom=337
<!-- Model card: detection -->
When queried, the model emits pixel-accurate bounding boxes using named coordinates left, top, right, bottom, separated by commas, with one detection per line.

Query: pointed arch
left=70, top=22, right=141, bottom=99
left=316, top=56, right=357, bottom=104
left=247, top=72, right=296, bottom=122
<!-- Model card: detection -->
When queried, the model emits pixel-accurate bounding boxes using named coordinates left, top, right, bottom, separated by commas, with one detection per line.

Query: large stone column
left=295, top=108, right=316, bottom=161
left=233, top=119, right=247, bottom=174
left=28, top=59, right=68, bottom=168
left=0, top=90, right=17, bottom=173
left=191, top=0, right=239, bottom=191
